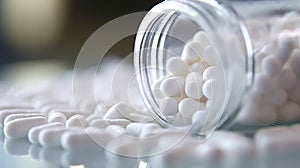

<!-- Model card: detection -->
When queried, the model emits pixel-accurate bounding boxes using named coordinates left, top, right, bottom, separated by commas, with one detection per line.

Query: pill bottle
left=134, top=0, right=300, bottom=137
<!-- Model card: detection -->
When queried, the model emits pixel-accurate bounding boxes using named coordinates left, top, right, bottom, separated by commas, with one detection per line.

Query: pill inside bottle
left=134, top=0, right=300, bottom=138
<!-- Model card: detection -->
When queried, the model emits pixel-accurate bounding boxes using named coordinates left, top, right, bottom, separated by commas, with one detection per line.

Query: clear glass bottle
left=134, top=0, right=300, bottom=138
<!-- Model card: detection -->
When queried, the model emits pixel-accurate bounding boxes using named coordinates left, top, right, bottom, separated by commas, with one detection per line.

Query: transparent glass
left=134, top=0, right=300, bottom=137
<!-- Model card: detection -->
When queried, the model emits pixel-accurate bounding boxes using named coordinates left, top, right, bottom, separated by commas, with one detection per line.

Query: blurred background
left=0, top=0, right=160, bottom=86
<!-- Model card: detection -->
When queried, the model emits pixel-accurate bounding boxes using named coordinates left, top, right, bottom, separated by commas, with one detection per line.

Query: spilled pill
left=48, top=112, right=67, bottom=123
left=190, top=62, right=206, bottom=73
left=61, top=127, right=113, bottom=149
left=181, top=41, right=202, bottom=64
left=185, top=72, right=204, bottom=99
left=276, top=35, right=295, bottom=63
left=202, top=46, right=219, bottom=66
left=261, top=56, right=282, bottom=77
left=103, top=102, right=132, bottom=120
left=151, top=77, right=168, bottom=99
left=65, top=115, right=89, bottom=128
left=178, top=98, right=205, bottom=119
left=166, top=57, right=190, bottom=76
left=160, top=97, right=179, bottom=116
left=193, top=31, right=210, bottom=47
left=39, top=127, right=74, bottom=147
left=4, top=116, right=47, bottom=139
left=28, top=122, right=64, bottom=144
left=161, top=77, right=185, bottom=97
left=0, top=109, right=40, bottom=127
left=4, top=113, right=45, bottom=126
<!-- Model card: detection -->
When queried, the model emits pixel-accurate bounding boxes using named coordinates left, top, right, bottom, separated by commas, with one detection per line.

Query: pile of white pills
left=150, top=11, right=300, bottom=126
left=152, top=31, right=222, bottom=125
left=0, top=59, right=210, bottom=157
left=236, top=12, right=300, bottom=125
left=0, top=55, right=300, bottom=167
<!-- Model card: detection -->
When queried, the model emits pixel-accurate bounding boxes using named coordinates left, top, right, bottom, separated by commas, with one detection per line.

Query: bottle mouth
left=134, top=0, right=253, bottom=137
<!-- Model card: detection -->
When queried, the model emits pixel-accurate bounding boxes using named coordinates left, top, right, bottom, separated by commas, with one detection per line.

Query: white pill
left=190, top=62, right=206, bottom=73
left=151, top=77, right=167, bottom=99
left=160, top=97, right=178, bottom=116
left=0, top=109, right=40, bottom=127
left=103, top=102, right=131, bottom=120
left=125, top=123, right=147, bottom=137
left=139, top=124, right=162, bottom=138
left=278, top=101, right=300, bottom=122
left=185, top=72, right=204, bottom=99
left=287, top=83, right=300, bottom=103
left=210, top=131, right=254, bottom=157
left=166, top=57, right=190, bottom=76
left=48, top=112, right=67, bottom=123
left=237, top=104, right=277, bottom=125
left=61, top=127, right=113, bottom=149
left=86, top=113, right=104, bottom=122
left=276, top=35, right=295, bottom=64
left=202, top=79, right=216, bottom=99
left=28, top=122, right=64, bottom=144
left=105, top=125, right=125, bottom=138
left=193, top=31, right=210, bottom=47
left=178, top=98, right=205, bottom=119
left=255, top=127, right=300, bottom=153
left=194, top=142, right=222, bottom=162
left=181, top=41, right=202, bottom=64
left=4, top=116, right=47, bottom=139
left=89, top=119, right=109, bottom=128
left=4, top=113, right=45, bottom=126
left=261, top=56, right=282, bottom=77
left=253, top=73, right=276, bottom=94
left=265, top=88, right=287, bottom=107
left=90, top=119, right=131, bottom=128
left=202, top=66, right=221, bottom=81
left=39, top=127, right=73, bottom=147
left=255, top=126, right=288, bottom=139
left=286, top=49, right=300, bottom=78
left=50, top=109, right=76, bottom=119
left=65, top=115, right=89, bottom=128
left=277, top=68, right=297, bottom=90
left=220, top=135, right=255, bottom=159
left=279, top=30, right=300, bottom=46
left=161, top=77, right=185, bottom=97
left=202, top=46, right=219, bottom=66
